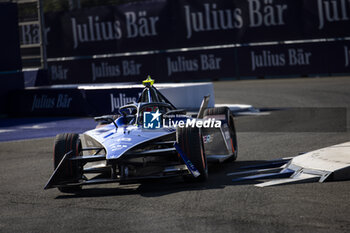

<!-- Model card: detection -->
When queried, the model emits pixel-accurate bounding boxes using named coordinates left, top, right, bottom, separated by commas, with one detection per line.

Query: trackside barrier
left=8, top=83, right=214, bottom=116
left=0, top=72, right=24, bottom=115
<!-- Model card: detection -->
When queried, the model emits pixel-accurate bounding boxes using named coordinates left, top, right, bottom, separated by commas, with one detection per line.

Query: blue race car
left=45, top=77, right=238, bottom=193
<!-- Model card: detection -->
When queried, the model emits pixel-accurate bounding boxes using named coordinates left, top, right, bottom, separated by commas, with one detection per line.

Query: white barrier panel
left=18, top=81, right=261, bottom=116
left=78, top=82, right=215, bottom=110
left=156, top=83, right=215, bottom=110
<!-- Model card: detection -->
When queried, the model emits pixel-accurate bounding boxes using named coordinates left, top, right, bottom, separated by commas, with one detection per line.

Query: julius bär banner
left=302, top=0, right=350, bottom=39
left=48, top=40, right=350, bottom=84
left=237, top=40, right=350, bottom=76
left=237, top=42, right=327, bottom=76
left=158, top=48, right=236, bottom=80
left=9, top=87, right=143, bottom=116
left=46, top=1, right=172, bottom=57
left=45, top=0, right=350, bottom=58
left=48, top=54, right=160, bottom=84
left=48, top=48, right=236, bottom=84
left=326, top=40, right=350, bottom=74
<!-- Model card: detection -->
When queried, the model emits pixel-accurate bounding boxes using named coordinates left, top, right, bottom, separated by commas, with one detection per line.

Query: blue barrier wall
left=9, top=87, right=143, bottom=116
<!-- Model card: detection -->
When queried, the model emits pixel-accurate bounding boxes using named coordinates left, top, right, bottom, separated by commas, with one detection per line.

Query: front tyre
left=177, top=126, right=208, bottom=181
left=53, top=133, right=83, bottom=193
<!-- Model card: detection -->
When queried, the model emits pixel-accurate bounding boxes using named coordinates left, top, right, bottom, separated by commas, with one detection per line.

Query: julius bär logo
left=143, top=110, right=162, bottom=129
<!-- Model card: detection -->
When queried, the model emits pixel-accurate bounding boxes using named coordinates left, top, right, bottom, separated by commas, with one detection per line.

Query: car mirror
left=94, top=115, right=118, bottom=129
left=119, top=108, right=131, bottom=116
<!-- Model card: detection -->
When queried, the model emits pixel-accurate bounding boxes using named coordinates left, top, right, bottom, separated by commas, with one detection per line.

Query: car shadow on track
left=54, top=160, right=267, bottom=199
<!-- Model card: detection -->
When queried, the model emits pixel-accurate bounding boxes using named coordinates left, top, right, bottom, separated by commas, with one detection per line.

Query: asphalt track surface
left=1, top=77, right=350, bottom=233
left=0, top=118, right=96, bottom=142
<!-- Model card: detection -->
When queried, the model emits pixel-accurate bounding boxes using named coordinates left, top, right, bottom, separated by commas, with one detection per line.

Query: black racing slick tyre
left=54, top=133, right=83, bottom=193
left=177, top=126, right=208, bottom=182
left=203, top=107, right=238, bottom=161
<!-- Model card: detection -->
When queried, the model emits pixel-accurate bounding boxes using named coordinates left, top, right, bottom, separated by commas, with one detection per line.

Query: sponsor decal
left=19, top=23, right=50, bottom=46
left=247, top=0, right=288, bottom=28
left=111, top=144, right=128, bottom=151
left=110, top=93, right=140, bottom=112
left=71, top=11, right=159, bottom=49
left=92, top=62, right=121, bottom=81
left=51, top=65, right=69, bottom=80
left=166, top=54, right=222, bottom=76
left=184, top=1, right=288, bottom=39
left=251, top=48, right=312, bottom=71
left=184, top=3, right=243, bottom=39
left=20, top=24, right=39, bottom=45
left=317, top=0, right=350, bottom=30
left=92, top=60, right=142, bottom=81
left=116, top=137, right=132, bottom=142
left=31, top=94, right=73, bottom=111
left=203, top=134, right=214, bottom=144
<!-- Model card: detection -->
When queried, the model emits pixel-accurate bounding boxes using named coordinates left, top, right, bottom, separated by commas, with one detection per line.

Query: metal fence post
left=37, top=0, right=47, bottom=69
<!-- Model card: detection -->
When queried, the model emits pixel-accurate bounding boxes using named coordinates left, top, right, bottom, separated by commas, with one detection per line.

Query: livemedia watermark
left=143, top=110, right=221, bottom=129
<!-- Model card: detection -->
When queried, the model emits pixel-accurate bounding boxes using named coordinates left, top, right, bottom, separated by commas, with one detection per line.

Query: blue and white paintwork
left=84, top=121, right=175, bottom=160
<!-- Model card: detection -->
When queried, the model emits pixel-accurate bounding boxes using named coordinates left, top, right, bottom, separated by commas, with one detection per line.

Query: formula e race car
left=44, top=77, right=238, bottom=193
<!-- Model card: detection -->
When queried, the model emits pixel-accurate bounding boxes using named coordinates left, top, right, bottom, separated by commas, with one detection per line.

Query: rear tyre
left=177, top=126, right=208, bottom=182
left=203, top=107, right=238, bottom=161
left=54, top=133, right=83, bottom=193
